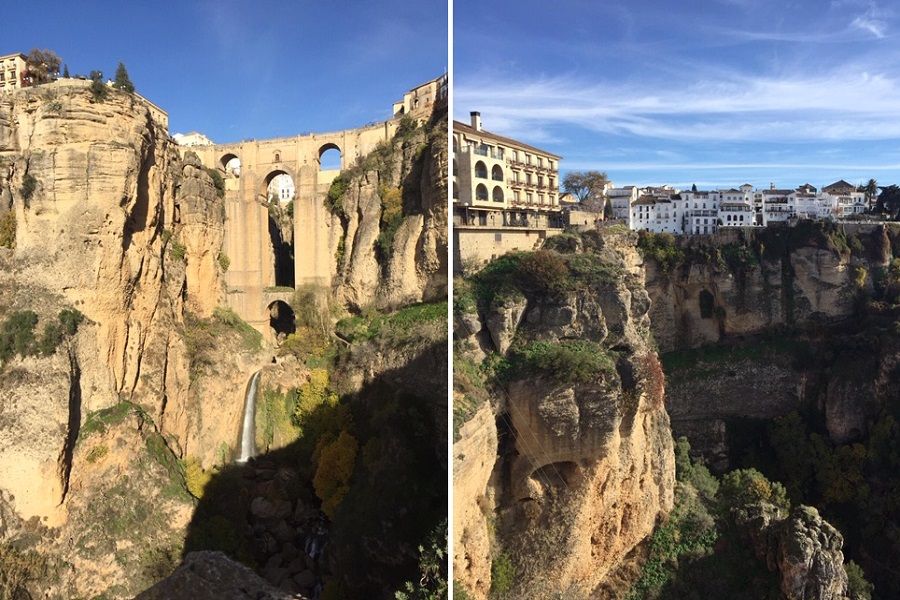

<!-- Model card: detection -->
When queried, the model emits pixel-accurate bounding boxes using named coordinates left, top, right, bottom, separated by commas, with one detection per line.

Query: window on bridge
left=267, top=300, right=296, bottom=341
left=318, top=144, right=341, bottom=171
left=264, top=170, right=295, bottom=288
left=221, top=154, right=241, bottom=178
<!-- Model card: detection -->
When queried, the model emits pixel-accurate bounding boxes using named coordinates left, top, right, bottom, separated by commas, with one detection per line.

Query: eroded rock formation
left=453, top=230, right=675, bottom=598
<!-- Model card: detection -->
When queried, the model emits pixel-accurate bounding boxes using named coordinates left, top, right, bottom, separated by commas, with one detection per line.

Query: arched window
left=274, top=152, right=281, bottom=163
left=491, top=164, right=503, bottom=181
left=475, top=183, right=488, bottom=201
left=220, top=154, right=241, bottom=178
left=318, top=144, right=341, bottom=170
left=492, top=186, right=504, bottom=202
left=474, top=161, right=487, bottom=179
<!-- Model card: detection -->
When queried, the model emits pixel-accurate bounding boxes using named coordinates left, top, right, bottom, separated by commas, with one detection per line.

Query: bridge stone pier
left=190, top=120, right=400, bottom=339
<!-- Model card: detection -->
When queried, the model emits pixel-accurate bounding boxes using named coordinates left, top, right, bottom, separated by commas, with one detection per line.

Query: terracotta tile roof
left=453, top=121, right=562, bottom=159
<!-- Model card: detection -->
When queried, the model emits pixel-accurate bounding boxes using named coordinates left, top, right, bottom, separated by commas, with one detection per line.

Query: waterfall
left=237, top=370, right=261, bottom=463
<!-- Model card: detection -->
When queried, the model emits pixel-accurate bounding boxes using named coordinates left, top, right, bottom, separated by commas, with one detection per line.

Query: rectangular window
left=538, top=175, right=543, bottom=187
left=495, top=233, right=502, bottom=242
left=537, top=157, right=543, bottom=167
left=527, top=193, right=533, bottom=203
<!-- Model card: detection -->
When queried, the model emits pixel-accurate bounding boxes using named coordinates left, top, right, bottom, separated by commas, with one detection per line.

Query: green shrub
left=58, top=308, right=83, bottom=335
left=204, top=167, right=225, bottom=198
left=845, top=560, right=873, bottom=600
left=168, top=238, right=186, bottom=262
left=395, top=114, right=418, bottom=141
left=508, top=340, right=617, bottom=385
left=325, top=174, right=350, bottom=217
left=718, top=468, right=790, bottom=514
left=20, top=174, right=37, bottom=204
left=637, top=231, right=685, bottom=273
left=0, top=211, right=16, bottom=248
left=217, top=252, right=230, bottom=272
left=376, top=185, right=404, bottom=259
left=89, top=71, right=108, bottom=102
left=490, top=552, right=515, bottom=598
left=37, top=321, right=63, bottom=356
left=0, top=310, right=38, bottom=362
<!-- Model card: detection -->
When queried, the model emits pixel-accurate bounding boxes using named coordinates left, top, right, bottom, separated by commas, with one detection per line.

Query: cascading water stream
left=237, top=370, right=261, bottom=463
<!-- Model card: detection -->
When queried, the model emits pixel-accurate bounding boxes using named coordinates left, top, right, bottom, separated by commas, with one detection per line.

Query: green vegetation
left=89, top=70, right=108, bottom=102
left=376, top=185, right=404, bottom=259
left=394, top=520, right=448, bottom=599
left=846, top=561, right=874, bottom=600
left=468, top=248, right=623, bottom=308
left=217, top=252, right=230, bottom=272
left=325, top=173, right=351, bottom=218
left=314, top=430, right=359, bottom=517
left=183, top=307, right=262, bottom=378
left=20, top=174, right=37, bottom=204
left=490, top=552, right=515, bottom=598
left=257, top=386, right=300, bottom=452
left=453, top=355, right=490, bottom=441
left=0, top=543, right=55, bottom=600
left=204, top=167, right=225, bottom=198
left=395, top=114, right=418, bottom=141
left=0, top=211, right=16, bottom=249
left=661, top=335, right=810, bottom=377
left=80, top=401, right=148, bottom=440
left=112, top=62, right=134, bottom=93
left=336, top=301, right=446, bottom=347
left=183, top=457, right=212, bottom=499
left=637, top=232, right=685, bottom=273
left=167, top=236, right=186, bottom=262
left=507, top=340, right=617, bottom=385
left=0, top=308, right=82, bottom=363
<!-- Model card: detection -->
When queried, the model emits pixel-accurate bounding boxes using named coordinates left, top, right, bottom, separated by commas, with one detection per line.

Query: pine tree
left=113, top=62, right=134, bottom=93
left=62, top=64, right=69, bottom=78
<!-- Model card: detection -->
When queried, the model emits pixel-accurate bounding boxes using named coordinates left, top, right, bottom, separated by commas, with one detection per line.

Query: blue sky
left=5, top=0, right=446, bottom=143
left=455, top=0, right=900, bottom=190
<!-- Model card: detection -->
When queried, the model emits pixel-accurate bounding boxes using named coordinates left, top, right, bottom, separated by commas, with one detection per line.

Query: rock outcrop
left=644, top=224, right=897, bottom=352
left=453, top=230, right=675, bottom=598
left=333, top=110, right=448, bottom=311
left=136, top=551, right=304, bottom=600
left=738, top=504, right=850, bottom=600
left=0, top=80, right=251, bottom=597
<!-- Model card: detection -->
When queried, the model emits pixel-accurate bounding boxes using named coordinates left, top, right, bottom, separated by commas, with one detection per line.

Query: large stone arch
left=220, top=153, right=241, bottom=177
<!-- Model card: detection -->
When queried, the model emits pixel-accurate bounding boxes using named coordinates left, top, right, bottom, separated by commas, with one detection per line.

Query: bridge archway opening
left=267, top=300, right=296, bottom=341
left=318, top=144, right=341, bottom=171
left=263, top=170, right=296, bottom=288
left=221, top=154, right=241, bottom=178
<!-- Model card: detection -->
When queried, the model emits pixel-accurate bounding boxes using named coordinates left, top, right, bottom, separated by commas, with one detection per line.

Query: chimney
left=470, top=111, right=482, bottom=132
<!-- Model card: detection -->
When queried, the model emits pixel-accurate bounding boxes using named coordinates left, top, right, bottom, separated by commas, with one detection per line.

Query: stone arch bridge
left=190, top=120, right=400, bottom=339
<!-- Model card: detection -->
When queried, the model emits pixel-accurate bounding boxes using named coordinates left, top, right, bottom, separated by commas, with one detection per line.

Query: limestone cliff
left=332, top=107, right=448, bottom=311
left=0, top=80, right=249, bottom=598
left=643, top=223, right=897, bottom=351
left=453, top=229, right=675, bottom=598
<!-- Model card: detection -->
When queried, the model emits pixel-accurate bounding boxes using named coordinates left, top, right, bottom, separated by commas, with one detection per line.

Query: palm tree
left=864, top=178, right=878, bottom=209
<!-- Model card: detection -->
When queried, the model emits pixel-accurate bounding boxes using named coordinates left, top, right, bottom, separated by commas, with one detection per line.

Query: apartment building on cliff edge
left=453, top=111, right=564, bottom=271
left=0, top=53, right=26, bottom=93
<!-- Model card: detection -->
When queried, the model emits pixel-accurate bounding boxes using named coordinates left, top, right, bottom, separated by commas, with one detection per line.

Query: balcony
left=468, top=145, right=504, bottom=160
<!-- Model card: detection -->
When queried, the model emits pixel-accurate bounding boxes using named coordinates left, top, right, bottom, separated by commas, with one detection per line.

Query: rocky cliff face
left=333, top=109, right=448, bottom=311
left=0, top=81, right=250, bottom=598
left=453, top=230, right=675, bottom=598
left=644, top=224, right=897, bottom=352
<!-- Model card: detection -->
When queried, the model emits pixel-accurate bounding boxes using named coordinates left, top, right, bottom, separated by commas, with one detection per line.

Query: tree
left=89, top=71, right=108, bottom=102
left=692, top=183, right=698, bottom=192
left=862, top=178, right=878, bottom=209
left=112, top=62, right=134, bottom=93
left=876, top=184, right=900, bottom=217
left=562, top=170, right=609, bottom=211
left=62, top=64, right=69, bottom=78
left=23, top=49, right=62, bottom=86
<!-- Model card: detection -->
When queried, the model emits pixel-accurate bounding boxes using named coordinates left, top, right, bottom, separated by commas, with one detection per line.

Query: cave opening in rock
left=264, top=170, right=295, bottom=288
left=267, top=300, right=296, bottom=340
left=531, top=461, right=581, bottom=488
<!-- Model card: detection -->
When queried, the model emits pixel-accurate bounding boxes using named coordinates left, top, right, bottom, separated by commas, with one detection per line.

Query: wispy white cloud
left=456, top=66, right=900, bottom=143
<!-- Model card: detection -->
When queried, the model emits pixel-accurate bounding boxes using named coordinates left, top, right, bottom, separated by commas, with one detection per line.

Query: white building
left=607, top=186, right=638, bottom=224
left=821, top=180, right=866, bottom=218
left=174, top=131, right=214, bottom=147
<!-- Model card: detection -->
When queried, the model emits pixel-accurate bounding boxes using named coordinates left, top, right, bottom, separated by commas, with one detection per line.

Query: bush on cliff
left=0, top=211, right=16, bottom=249
left=637, top=231, right=684, bottom=273
left=0, top=310, right=38, bottom=361
left=507, top=340, right=617, bottom=385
